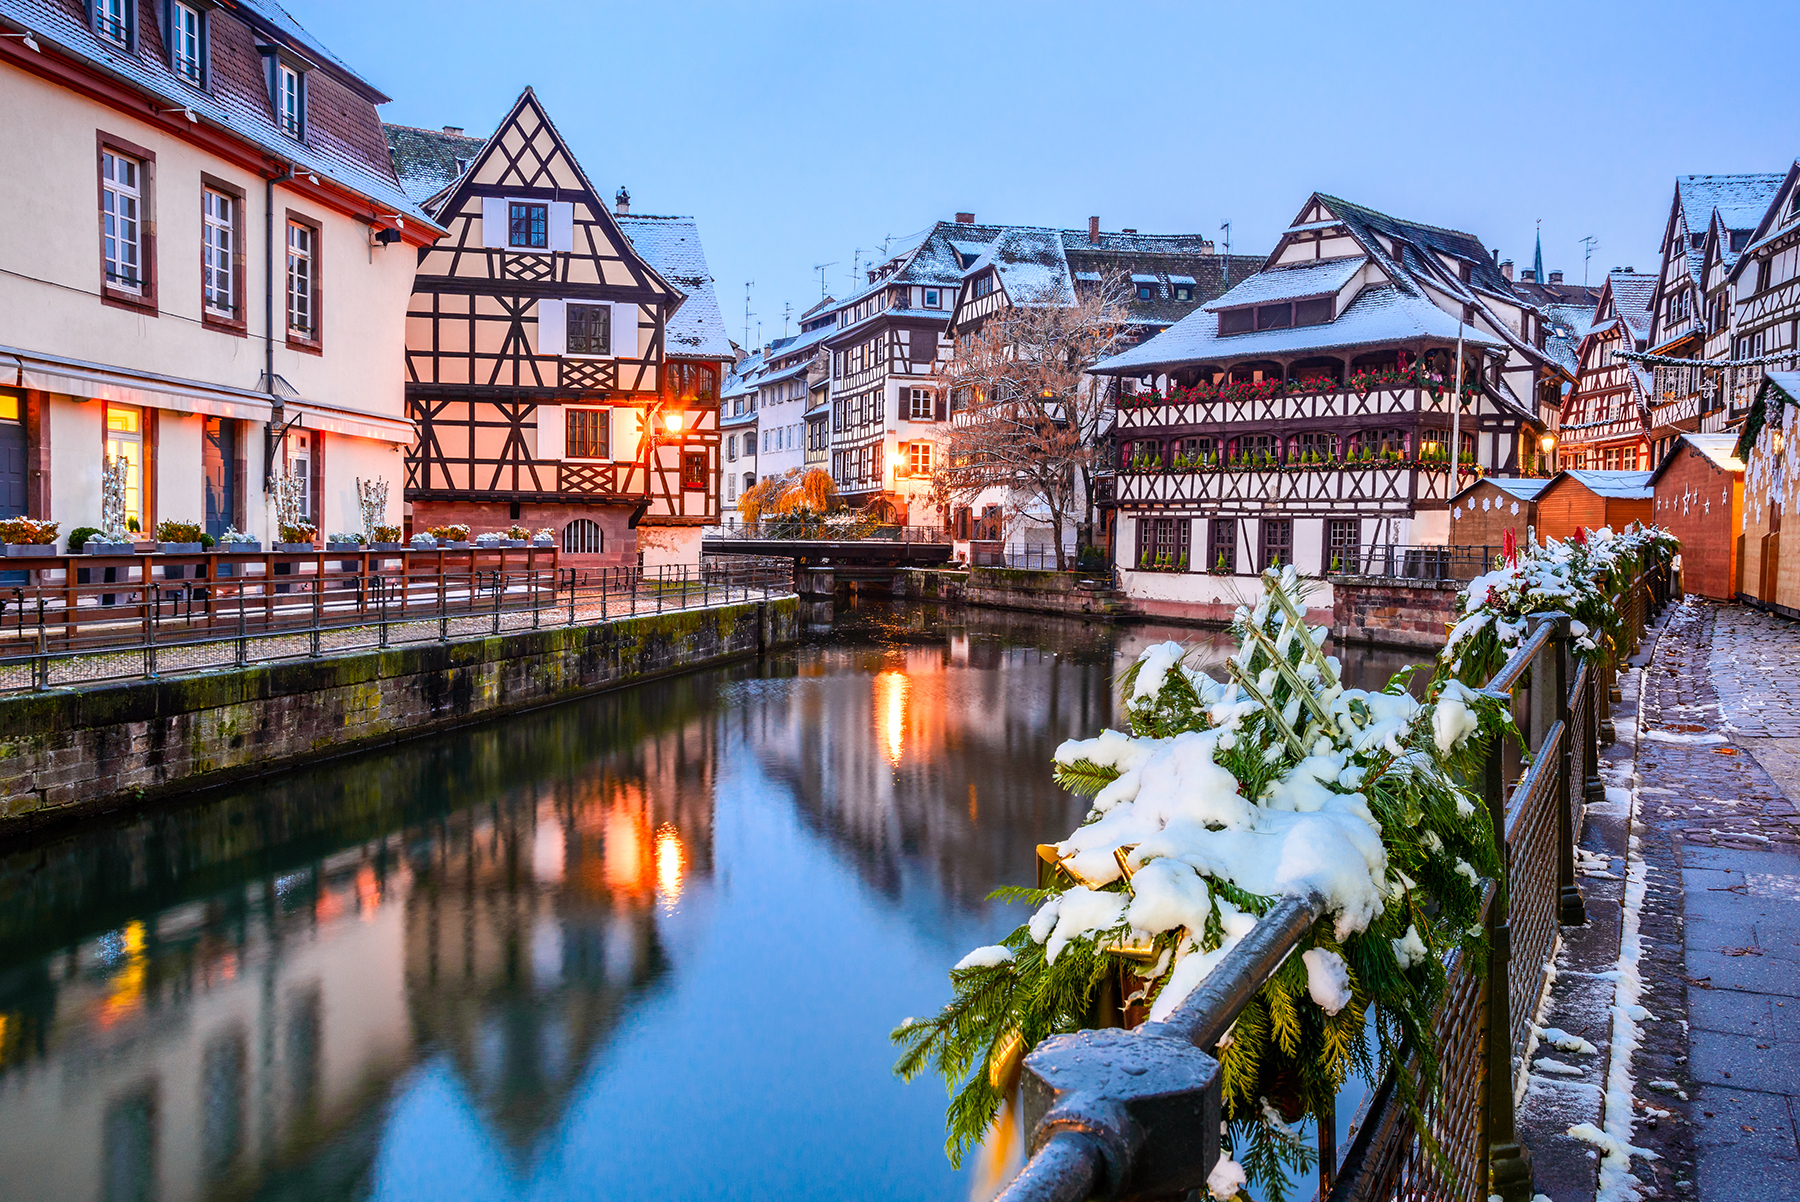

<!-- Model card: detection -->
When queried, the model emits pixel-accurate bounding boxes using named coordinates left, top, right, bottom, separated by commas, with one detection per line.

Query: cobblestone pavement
left=1639, top=599, right=1800, bottom=1200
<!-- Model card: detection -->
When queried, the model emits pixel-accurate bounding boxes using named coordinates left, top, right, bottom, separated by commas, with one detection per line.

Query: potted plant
left=428, top=523, right=471, bottom=548
left=409, top=531, right=438, bottom=551
left=155, top=519, right=204, bottom=554
left=369, top=525, right=403, bottom=551
left=326, top=531, right=366, bottom=553
left=504, top=523, right=531, bottom=547
left=475, top=531, right=505, bottom=548
left=531, top=527, right=556, bottom=547
left=0, top=517, right=60, bottom=557
left=275, top=522, right=316, bottom=554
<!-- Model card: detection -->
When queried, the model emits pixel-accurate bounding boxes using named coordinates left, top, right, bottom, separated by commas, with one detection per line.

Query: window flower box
left=85, top=541, right=138, bottom=555
left=501, top=539, right=527, bottom=548
left=274, top=542, right=315, bottom=554
left=438, top=540, right=472, bottom=550
left=2, top=544, right=57, bottom=558
left=158, top=541, right=203, bottom=555
left=221, top=540, right=262, bottom=553
left=370, top=542, right=405, bottom=552
left=326, top=541, right=365, bottom=553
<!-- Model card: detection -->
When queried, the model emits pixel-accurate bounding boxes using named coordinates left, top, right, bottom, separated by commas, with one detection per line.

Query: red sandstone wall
left=411, top=500, right=639, bottom=568
left=1330, top=578, right=1460, bottom=649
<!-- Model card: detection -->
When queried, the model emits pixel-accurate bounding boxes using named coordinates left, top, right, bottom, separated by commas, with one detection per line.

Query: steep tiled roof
left=1541, top=301, right=1596, bottom=376
left=1674, top=174, right=1785, bottom=283
left=1313, top=194, right=1514, bottom=298
left=1608, top=271, right=1656, bottom=341
left=384, top=123, right=486, bottom=204
left=616, top=215, right=732, bottom=360
left=2, top=0, right=439, bottom=230
left=1203, top=257, right=1366, bottom=310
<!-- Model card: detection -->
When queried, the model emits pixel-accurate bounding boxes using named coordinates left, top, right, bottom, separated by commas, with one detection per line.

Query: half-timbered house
left=1638, top=174, right=1785, bottom=454
left=1090, top=193, right=1560, bottom=623
left=1558, top=271, right=1655, bottom=470
left=1719, top=161, right=1800, bottom=423
left=394, top=89, right=729, bottom=566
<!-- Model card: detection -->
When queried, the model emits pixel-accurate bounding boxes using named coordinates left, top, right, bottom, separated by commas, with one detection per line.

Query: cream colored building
left=0, top=0, right=442, bottom=545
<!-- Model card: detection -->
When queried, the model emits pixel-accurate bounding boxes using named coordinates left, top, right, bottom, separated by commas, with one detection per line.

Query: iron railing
left=996, top=573, right=1661, bottom=1202
left=706, top=519, right=952, bottom=543
left=0, top=553, right=793, bottom=694
left=968, top=542, right=1081, bottom=570
left=1332, top=544, right=1498, bottom=582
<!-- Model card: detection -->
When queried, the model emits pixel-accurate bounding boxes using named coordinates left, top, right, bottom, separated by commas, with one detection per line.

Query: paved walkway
left=1634, top=599, right=1800, bottom=1200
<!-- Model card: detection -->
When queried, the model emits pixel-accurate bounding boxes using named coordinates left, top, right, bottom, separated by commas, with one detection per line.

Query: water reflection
left=0, top=601, right=1423, bottom=1201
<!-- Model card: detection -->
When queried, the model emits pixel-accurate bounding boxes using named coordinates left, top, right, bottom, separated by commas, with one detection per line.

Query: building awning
left=288, top=400, right=413, bottom=444
left=5, top=346, right=273, bottom=422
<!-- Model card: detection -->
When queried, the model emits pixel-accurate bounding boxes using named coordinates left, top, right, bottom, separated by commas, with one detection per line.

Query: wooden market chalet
left=1090, top=193, right=1567, bottom=584
left=389, top=89, right=732, bottom=565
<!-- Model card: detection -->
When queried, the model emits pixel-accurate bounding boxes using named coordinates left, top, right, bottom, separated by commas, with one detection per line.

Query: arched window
left=668, top=362, right=718, bottom=403
left=1291, top=431, right=1338, bottom=462
left=562, top=519, right=605, bottom=554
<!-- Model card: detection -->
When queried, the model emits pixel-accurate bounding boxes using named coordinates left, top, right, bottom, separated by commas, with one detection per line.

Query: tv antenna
left=812, top=262, right=837, bottom=299
left=781, top=302, right=792, bottom=338
left=851, top=249, right=862, bottom=289
left=741, top=281, right=755, bottom=348
left=1579, top=236, right=1599, bottom=288
left=1220, top=220, right=1232, bottom=287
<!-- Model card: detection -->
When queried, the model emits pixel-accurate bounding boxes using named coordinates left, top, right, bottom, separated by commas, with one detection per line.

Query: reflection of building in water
left=403, top=714, right=716, bottom=1150
left=0, top=844, right=414, bottom=1202
left=0, top=709, right=720, bottom=1200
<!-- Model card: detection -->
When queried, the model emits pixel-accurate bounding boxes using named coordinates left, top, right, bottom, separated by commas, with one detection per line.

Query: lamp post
left=1538, top=432, right=1557, bottom=476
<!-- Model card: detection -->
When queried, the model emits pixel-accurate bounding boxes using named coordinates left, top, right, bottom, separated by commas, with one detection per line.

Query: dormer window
left=167, top=0, right=204, bottom=86
left=1174, top=284, right=1193, bottom=302
left=1137, top=284, right=1154, bottom=300
left=275, top=64, right=302, bottom=136
left=1689, top=233, right=1704, bottom=250
left=95, top=0, right=131, bottom=46
left=973, top=274, right=995, bottom=298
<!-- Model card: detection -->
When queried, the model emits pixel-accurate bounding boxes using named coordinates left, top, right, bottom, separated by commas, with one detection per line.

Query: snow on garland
left=893, top=566, right=1520, bottom=1198
left=1443, top=523, right=1680, bottom=684
left=896, top=527, right=1681, bottom=1200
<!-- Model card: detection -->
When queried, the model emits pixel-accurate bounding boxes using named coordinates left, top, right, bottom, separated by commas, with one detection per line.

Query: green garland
left=893, top=568, right=1520, bottom=1199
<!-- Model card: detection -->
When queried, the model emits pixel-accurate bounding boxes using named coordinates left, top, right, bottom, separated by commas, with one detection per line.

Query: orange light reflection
left=876, top=670, right=909, bottom=765
left=654, top=824, right=685, bottom=904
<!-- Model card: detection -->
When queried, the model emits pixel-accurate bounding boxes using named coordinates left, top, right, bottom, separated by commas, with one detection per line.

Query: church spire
left=1533, top=220, right=1545, bottom=288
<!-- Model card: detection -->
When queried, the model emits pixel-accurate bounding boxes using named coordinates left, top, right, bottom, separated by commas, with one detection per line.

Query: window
left=908, top=388, right=935, bottom=419
left=1259, top=518, right=1292, bottom=571
left=726, top=473, right=737, bottom=501
left=509, top=201, right=548, bottom=249
left=203, top=417, right=237, bottom=537
left=285, top=219, right=317, bottom=341
left=562, top=519, right=605, bottom=554
left=908, top=441, right=933, bottom=475
left=682, top=452, right=707, bottom=490
left=102, top=150, right=143, bottom=292
left=275, top=63, right=302, bottom=138
left=285, top=430, right=311, bottom=517
left=1326, top=518, right=1360, bottom=573
left=974, top=274, right=995, bottom=298
left=1256, top=302, right=1293, bottom=330
left=168, top=0, right=203, bottom=85
left=923, top=288, right=940, bottom=308
left=1207, top=519, right=1236, bottom=574
left=1219, top=307, right=1253, bottom=335
left=1295, top=297, right=1333, bottom=326
left=1292, top=431, right=1336, bottom=462
left=1138, top=517, right=1189, bottom=569
left=202, top=188, right=234, bottom=315
left=1173, top=284, right=1193, bottom=302
left=567, top=304, right=611, bottom=355
left=95, top=0, right=130, bottom=45
left=105, top=403, right=145, bottom=532
left=566, top=409, right=608, bottom=458
left=669, top=362, right=717, bottom=402
left=1137, top=284, right=1154, bottom=300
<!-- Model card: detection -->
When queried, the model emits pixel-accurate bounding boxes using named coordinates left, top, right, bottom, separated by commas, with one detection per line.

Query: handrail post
left=310, top=575, right=322, bottom=657
left=1480, top=695, right=1533, bottom=1202
left=1552, top=614, right=1587, bottom=926
left=34, top=602, right=48, bottom=692
left=439, top=572, right=449, bottom=643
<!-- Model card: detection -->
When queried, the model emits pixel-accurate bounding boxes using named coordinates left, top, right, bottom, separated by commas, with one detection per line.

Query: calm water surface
left=0, top=601, right=1420, bottom=1202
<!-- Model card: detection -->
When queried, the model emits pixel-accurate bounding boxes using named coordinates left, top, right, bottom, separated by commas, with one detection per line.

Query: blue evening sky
left=306, top=0, right=1799, bottom=349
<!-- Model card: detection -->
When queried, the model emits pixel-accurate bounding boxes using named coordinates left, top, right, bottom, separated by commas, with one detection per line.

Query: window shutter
left=934, top=390, right=947, bottom=421
left=535, top=404, right=563, bottom=460
left=611, top=407, right=640, bottom=462
left=548, top=201, right=574, bottom=252
left=536, top=299, right=566, bottom=356
left=610, top=302, right=638, bottom=358
left=481, top=197, right=507, bottom=248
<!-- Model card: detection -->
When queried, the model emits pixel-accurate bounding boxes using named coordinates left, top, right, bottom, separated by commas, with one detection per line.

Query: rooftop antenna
left=879, top=235, right=892, bottom=260
left=1220, top=220, right=1232, bottom=287
left=812, top=262, right=837, bottom=299
left=741, top=281, right=755, bottom=348
left=781, top=302, right=792, bottom=338
left=1579, top=236, right=1599, bottom=288
left=851, top=249, right=862, bottom=289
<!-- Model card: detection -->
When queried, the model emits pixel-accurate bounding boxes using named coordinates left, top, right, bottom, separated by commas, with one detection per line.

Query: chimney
left=955, top=212, right=975, bottom=224
left=1200, top=239, right=1214, bottom=255
left=442, top=125, right=463, bottom=136
left=614, top=186, right=630, bottom=216
left=1089, top=215, right=1100, bottom=243
left=1522, top=268, right=1536, bottom=283
left=1500, top=259, right=1513, bottom=281
left=1549, top=270, right=1563, bottom=285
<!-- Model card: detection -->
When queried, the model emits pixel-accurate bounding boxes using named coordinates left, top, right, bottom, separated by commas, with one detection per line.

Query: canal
left=0, top=600, right=1422, bottom=1202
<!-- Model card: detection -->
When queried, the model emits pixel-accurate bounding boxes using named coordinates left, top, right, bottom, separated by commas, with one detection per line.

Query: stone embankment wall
left=1328, top=576, right=1460, bottom=650
left=894, top=568, right=1135, bottom=619
left=0, top=598, right=798, bottom=835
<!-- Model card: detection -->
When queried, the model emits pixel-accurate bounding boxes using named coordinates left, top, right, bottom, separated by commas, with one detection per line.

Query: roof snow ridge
left=1312, top=193, right=1487, bottom=247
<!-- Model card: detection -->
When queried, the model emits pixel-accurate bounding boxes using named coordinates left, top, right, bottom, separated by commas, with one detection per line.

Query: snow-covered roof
left=616, top=215, right=733, bottom=360
left=1766, top=370, right=1800, bottom=402
left=6, top=0, right=442, bottom=233
left=1204, top=257, right=1366, bottom=311
left=1556, top=470, right=1654, bottom=499
left=985, top=228, right=1074, bottom=304
left=1608, top=272, right=1656, bottom=340
left=1168, top=274, right=1197, bottom=286
left=1093, top=283, right=1504, bottom=375
left=1131, top=273, right=1160, bottom=284
left=1674, top=174, right=1785, bottom=283
left=384, top=124, right=486, bottom=204
left=1541, top=301, right=1596, bottom=376
left=1676, top=433, right=1745, bottom=474
left=1453, top=477, right=1551, bottom=504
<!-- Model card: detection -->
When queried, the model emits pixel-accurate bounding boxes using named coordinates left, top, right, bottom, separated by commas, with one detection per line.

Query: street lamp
left=663, top=410, right=683, bottom=433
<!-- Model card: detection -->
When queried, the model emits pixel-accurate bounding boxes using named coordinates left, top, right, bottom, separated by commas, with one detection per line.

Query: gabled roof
left=1310, top=194, right=1516, bottom=299
left=1540, top=301, right=1596, bottom=376
left=1672, top=174, right=1785, bottom=285
left=1202, top=257, right=1366, bottom=310
left=385, top=124, right=487, bottom=204
left=1607, top=272, right=1656, bottom=341
left=1092, top=283, right=1504, bottom=375
left=616, top=215, right=732, bottom=360
left=1726, top=162, right=1800, bottom=285
left=1550, top=469, right=1654, bottom=500
left=4, top=0, right=441, bottom=232
left=980, top=227, right=1074, bottom=305
left=1648, top=433, right=1745, bottom=487
left=1451, top=476, right=1552, bottom=504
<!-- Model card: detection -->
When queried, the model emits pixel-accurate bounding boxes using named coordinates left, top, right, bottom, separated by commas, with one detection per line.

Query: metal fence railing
left=1332, top=544, right=1498, bottom=582
left=997, top=571, right=1662, bottom=1202
left=967, top=542, right=1080, bottom=570
left=706, top=519, right=952, bottom=543
left=0, top=553, right=793, bottom=695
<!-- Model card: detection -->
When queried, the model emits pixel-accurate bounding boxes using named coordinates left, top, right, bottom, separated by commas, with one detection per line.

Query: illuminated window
left=105, top=403, right=145, bottom=531
left=907, top=441, right=932, bottom=475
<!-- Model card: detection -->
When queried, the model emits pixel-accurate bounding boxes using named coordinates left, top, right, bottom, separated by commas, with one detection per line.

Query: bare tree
left=930, top=271, right=1132, bottom=570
